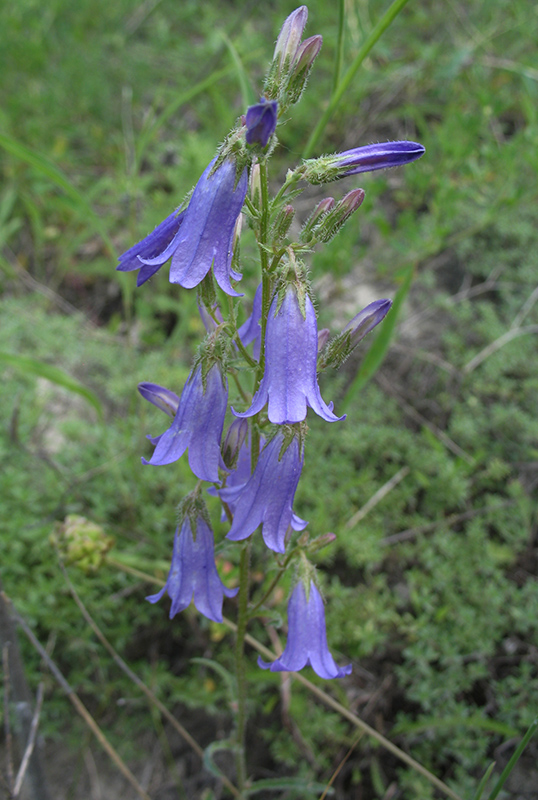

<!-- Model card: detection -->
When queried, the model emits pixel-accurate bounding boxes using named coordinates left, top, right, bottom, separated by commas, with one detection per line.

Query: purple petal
left=169, top=158, right=248, bottom=297
left=138, top=382, right=180, bottom=417
left=338, top=141, right=425, bottom=176
left=117, top=210, right=185, bottom=285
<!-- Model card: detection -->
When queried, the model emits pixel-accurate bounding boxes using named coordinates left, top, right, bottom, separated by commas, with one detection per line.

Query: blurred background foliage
left=1, top=0, right=537, bottom=798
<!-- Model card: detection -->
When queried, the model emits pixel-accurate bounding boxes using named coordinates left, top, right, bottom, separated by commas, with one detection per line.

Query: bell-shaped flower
left=258, top=580, right=352, bottom=679
left=140, top=363, right=227, bottom=483
left=117, top=210, right=186, bottom=287
left=147, top=515, right=237, bottom=623
left=245, top=98, right=278, bottom=148
left=222, top=431, right=307, bottom=554
left=233, top=286, right=345, bottom=424
left=117, top=158, right=248, bottom=296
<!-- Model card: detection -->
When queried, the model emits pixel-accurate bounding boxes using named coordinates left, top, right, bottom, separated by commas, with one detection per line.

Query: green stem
left=302, top=0, right=412, bottom=158
left=332, top=0, right=346, bottom=95
left=234, top=541, right=251, bottom=793
left=249, top=549, right=297, bottom=617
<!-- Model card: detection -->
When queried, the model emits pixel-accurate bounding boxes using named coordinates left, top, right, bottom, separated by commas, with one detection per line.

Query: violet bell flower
left=147, top=516, right=237, bottom=623
left=117, top=157, right=248, bottom=296
left=245, top=98, right=278, bottom=147
left=222, top=431, right=307, bottom=554
left=117, top=210, right=186, bottom=287
left=233, top=286, right=345, bottom=424
left=139, top=363, right=227, bottom=483
left=258, top=580, right=352, bottom=679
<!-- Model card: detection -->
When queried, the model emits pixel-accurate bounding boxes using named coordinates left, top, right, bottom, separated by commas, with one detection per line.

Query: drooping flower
left=223, top=431, right=307, bottom=554
left=147, top=515, right=237, bottom=623
left=117, top=158, right=248, bottom=296
left=139, top=363, right=227, bottom=483
left=117, top=210, right=186, bottom=287
left=258, top=580, right=352, bottom=679
left=233, top=286, right=345, bottom=424
left=245, top=98, right=278, bottom=147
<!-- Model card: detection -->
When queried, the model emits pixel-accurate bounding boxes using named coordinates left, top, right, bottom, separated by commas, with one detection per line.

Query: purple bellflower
left=139, top=363, right=227, bottom=483
left=246, top=98, right=278, bottom=147
left=117, top=158, right=248, bottom=296
left=233, top=286, right=345, bottom=424
left=222, top=431, right=307, bottom=554
left=117, top=210, right=186, bottom=287
left=147, top=515, right=238, bottom=623
left=258, top=580, right=352, bottom=679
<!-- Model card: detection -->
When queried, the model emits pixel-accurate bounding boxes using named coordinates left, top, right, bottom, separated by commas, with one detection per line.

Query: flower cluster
left=120, top=6, right=424, bottom=680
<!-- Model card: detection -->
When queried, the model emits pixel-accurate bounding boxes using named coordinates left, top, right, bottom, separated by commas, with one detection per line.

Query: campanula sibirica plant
left=118, top=5, right=424, bottom=792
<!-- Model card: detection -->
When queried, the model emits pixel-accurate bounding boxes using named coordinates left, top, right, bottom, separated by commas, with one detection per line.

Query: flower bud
left=319, top=299, right=392, bottom=369
left=273, top=204, right=295, bottom=241
left=317, top=327, right=330, bottom=352
left=342, top=299, right=392, bottom=346
left=138, top=382, right=180, bottom=417
left=302, top=141, right=425, bottom=184
left=314, top=188, right=365, bottom=242
left=273, top=6, right=308, bottom=76
left=250, top=162, right=261, bottom=206
left=287, top=35, right=323, bottom=104
left=307, top=531, right=337, bottom=553
left=222, top=418, right=249, bottom=469
left=245, top=98, right=278, bottom=148
left=300, top=196, right=335, bottom=242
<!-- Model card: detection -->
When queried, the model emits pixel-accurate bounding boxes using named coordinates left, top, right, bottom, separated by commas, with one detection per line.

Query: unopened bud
left=307, top=532, right=337, bottom=553
left=300, top=196, right=335, bottom=242
left=319, top=299, right=392, bottom=369
left=302, top=141, right=425, bottom=184
left=250, top=163, right=261, bottom=206
left=343, top=299, right=392, bottom=346
left=317, top=327, right=330, bottom=352
left=245, top=98, right=278, bottom=148
left=273, top=204, right=295, bottom=240
left=222, top=418, right=249, bottom=469
left=315, top=188, right=365, bottom=242
left=287, top=35, right=323, bottom=104
left=273, top=6, right=308, bottom=76
left=138, top=382, right=180, bottom=417
left=198, top=301, right=224, bottom=333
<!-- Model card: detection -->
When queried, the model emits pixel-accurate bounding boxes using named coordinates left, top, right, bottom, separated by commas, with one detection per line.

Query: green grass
left=1, top=0, right=537, bottom=797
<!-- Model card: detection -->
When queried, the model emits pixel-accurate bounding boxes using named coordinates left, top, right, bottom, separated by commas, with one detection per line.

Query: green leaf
left=487, top=716, right=538, bottom=800
left=0, top=351, right=103, bottom=419
left=472, top=762, right=496, bottom=800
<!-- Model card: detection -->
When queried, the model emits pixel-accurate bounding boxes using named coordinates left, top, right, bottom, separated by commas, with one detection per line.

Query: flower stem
left=234, top=540, right=251, bottom=794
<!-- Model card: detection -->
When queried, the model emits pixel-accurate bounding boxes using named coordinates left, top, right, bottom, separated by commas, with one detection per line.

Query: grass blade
left=472, top=762, right=496, bottom=800
left=487, top=716, right=538, bottom=800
